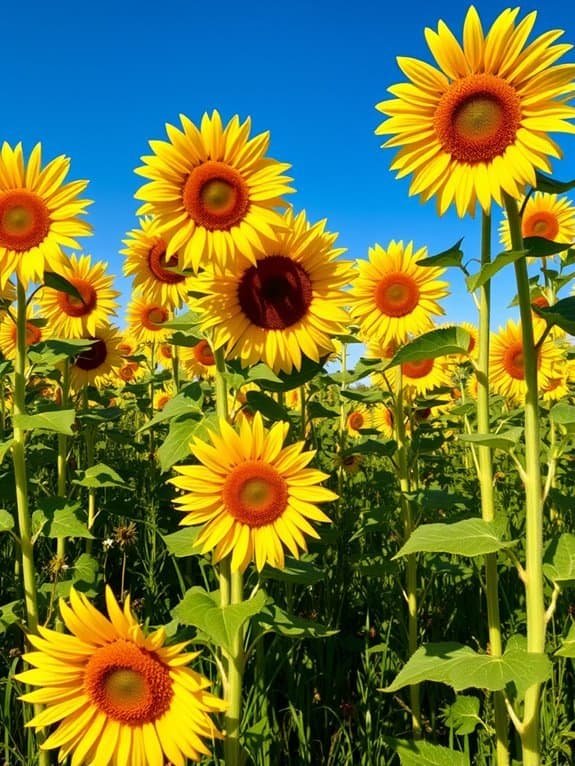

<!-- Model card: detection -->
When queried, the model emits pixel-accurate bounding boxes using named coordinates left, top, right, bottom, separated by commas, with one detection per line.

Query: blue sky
left=4, top=0, right=575, bottom=335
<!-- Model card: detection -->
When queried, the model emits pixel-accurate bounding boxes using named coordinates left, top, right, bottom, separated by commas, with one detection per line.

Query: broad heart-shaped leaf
left=72, top=553, right=100, bottom=596
left=28, top=338, right=94, bottom=367
left=161, top=527, right=200, bottom=557
left=260, top=556, right=325, bottom=585
left=168, top=330, right=203, bottom=347
left=532, top=296, right=575, bottom=335
left=306, top=401, right=339, bottom=419
left=255, top=356, right=328, bottom=393
left=0, top=439, right=13, bottom=466
left=171, top=587, right=268, bottom=654
left=73, top=463, right=127, bottom=490
left=555, top=623, right=575, bottom=658
left=384, top=643, right=552, bottom=693
left=524, top=236, right=572, bottom=259
left=0, top=600, right=22, bottom=635
left=341, top=388, right=388, bottom=403
left=138, top=383, right=203, bottom=432
left=385, top=738, right=469, bottom=766
left=32, top=498, right=93, bottom=539
left=255, top=604, right=337, bottom=639
left=245, top=391, right=290, bottom=422
left=344, top=438, right=397, bottom=458
left=156, top=414, right=203, bottom=473
left=550, top=402, right=575, bottom=426
left=459, top=428, right=523, bottom=453
left=534, top=171, right=575, bottom=195
left=13, top=410, right=75, bottom=435
left=395, top=518, right=516, bottom=559
left=466, top=249, right=527, bottom=292
left=443, top=695, right=481, bottom=735
left=387, top=327, right=471, bottom=368
left=543, top=533, right=575, bottom=586
left=43, top=271, right=84, bottom=302
left=246, top=363, right=283, bottom=384
left=416, top=239, right=464, bottom=270
left=161, top=310, right=202, bottom=330
left=0, top=509, right=15, bottom=533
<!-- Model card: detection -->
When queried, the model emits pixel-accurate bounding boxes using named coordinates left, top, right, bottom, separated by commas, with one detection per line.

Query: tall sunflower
left=181, top=339, right=216, bottom=379
left=349, top=241, right=448, bottom=346
left=500, top=192, right=575, bottom=253
left=170, top=413, right=336, bottom=572
left=69, top=324, right=123, bottom=389
left=18, top=586, right=224, bottom=766
left=135, top=111, right=294, bottom=272
left=126, top=295, right=172, bottom=344
left=0, top=143, right=92, bottom=287
left=0, top=313, right=43, bottom=360
left=376, top=7, right=575, bottom=217
left=38, top=254, right=119, bottom=338
left=490, top=319, right=564, bottom=403
left=193, top=209, right=351, bottom=374
left=122, top=217, right=193, bottom=309
left=386, top=356, right=453, bottom=399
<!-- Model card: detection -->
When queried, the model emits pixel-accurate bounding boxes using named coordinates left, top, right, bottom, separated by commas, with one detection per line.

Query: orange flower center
left=182, top=161, right=249, bottom=231
left=156, top=393, right=171, bottom=410
left=159, top=343, right=173, bottom=360
left=193, top=339, right=215, bottom=366
left=10, top=321, right=42, bottom=347
left=523, top=211, right=559, bottom=241
left=147, top=241, right=186, bottom=284
left=74, top=338, right=108, bottom=371
left=401, top=358, right=434, bottom=379
left=84, top=639, right=173, bottom=724
left=56, top=278, right=97, bottom=318
left=118, top=341, right=136, bottom=357
left=119, top=362, right=138, bottom=382
left=238, top=255, right=313, bottom=330
left=223, top=461, right=289, bottom=527
left=374, top=273, right=420, bottom=317
left=531, top=295, right=549, bottom=311
left=348, top=411, right=365, bottom=431
left=501, top=341, right=541, bottom=381
left=0, top=190, right=50, bottom=251
left=434, top=74, right=522, bottom=163
left=141, top=305, right=169, bottom=331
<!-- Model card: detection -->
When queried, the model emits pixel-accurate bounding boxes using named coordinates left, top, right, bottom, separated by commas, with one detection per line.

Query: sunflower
left=170, top=413, right=336, bottom=572
left=18, top=586, right=224, bottom=766
left=1, top=280, right=16, bottom=306
left=157, top=342, right=174, bottom=367
left=349, top=241, right=448, bottom=346
left=126, top=296, right=172, bottom=344
left=383, top=355, right=453, bottom=400
left=135, top=111, right=294, bottom=272
left=346, top=405, right=371, bottom=437
left=334, top=453, right=364, bottom=476
left=376, top=7, right=575, bottom=217
left=154, top=384, right=174, bottom=411
left=69, top=324, right=123, bottom=390
left=0, top=143, right=92, bottom=288
left=181, top=339, right=216, bottom=379
left=117, top=334, right=141, bottom=359
left=372, top=403, right=395, bottom=439
left=38, top=254, right=119, bottom=338
left=0, top=313, right=43, bottom=360
left=122, top=217, right=193, bottom=309
left=500, top=192, right=575, bottom=253
left=490, top=319, right=564, bottom=403
left=193, top=209, right=351, bottom=374
left=116, top=360, right=144, bottom=385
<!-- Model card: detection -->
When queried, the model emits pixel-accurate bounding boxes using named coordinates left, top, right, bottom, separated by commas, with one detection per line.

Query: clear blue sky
left=4, top=0, right=575, bottom=335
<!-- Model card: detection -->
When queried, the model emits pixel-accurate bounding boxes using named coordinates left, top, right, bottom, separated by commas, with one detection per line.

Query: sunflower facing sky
left=135, top=111, right=294, bottom=272
left=18, top=586, right=224, bottom=766
left=376, top=7, right=575, bottom=216
left=69, top=324, right=123, bottom=390
left=126, top=295, right=172, bottom=344
left=192, top=209, right=351, bottom=374
left=499, top=192, right=575, bottom=253
left=170, top=413, right=336, bottom=572
left=349, top=241, right=448, bottom=346
left=181, top=339, right=216, bottom=380
left=0, top=143, right=92, bottom=287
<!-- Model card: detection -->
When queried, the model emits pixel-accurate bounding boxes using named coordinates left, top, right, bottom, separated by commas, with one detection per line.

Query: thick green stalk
left=56, top=360, right=70, bottom=561
left=504, top=194, right=545, bottom=766
left=394, top=377, right=421, bottom=738
left=476, top=212, right=509, bottom=765
left=83, top=389, right=96, bottom=555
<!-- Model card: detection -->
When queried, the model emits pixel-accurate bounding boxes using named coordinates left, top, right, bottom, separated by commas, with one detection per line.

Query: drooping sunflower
left=193, top=209, right=351, bottom=374
left=38, top=254, right=119, bottom=338
left=349, top=241, right=448, bottom=346
left=490, top=320, right=564, bottom=403
left=181, top=339, right=216, bottom=379
left=0, top=313, right=43, bottom=359
left=0, top=143, right=92, bottom=288
left=170, top=413, right=336, bottom=572
left=122, top=217, right=193, bottom=309
left=18, top=586, right=224, bottom=766
left=69, top=324, right=123, bottom=389
left=135, top=111, right=294, bottom=272
left=126, top=295, right=172, bottom=344
left=500, top=192, right=575, bottom=253
left=376, top=7, right=575, bottom=217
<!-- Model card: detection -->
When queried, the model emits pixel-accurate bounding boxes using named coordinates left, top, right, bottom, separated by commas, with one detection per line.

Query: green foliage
left=385, top=738, right=469, bottom=765
left=13, top=410, right=76, bottom=435
left=32, top=498, right=93, bottom=539
left=416, top=239, right=464, bottom=269
left=395, top=519, right=516, bottom=558
left=442, top=695, right=482, bottom=735
left=387, top=327, right=471, bottom=367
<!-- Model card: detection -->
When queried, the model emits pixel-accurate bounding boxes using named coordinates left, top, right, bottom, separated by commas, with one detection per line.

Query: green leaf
left=443, top=695, right=481, bottom=735
left=543, top=534, right=575, bottom=587
left=466, top=250, right=527, bottom=292
left=344, top=438, right=396, bottom=457
left=73, top=463, right=127, bottom=490
left=0, top=509, right=15, bottom=533
left=245, top=391, right=290, bottom=422
left=28, top=338, right=94, bottom=367
left=168, top=330, right=203, bottom=347
left=161, top=311, right=201, bottom=330
left=255, top=604, right=337, bottom=639
left=72, top=553, right=100, bottom=595
left=459, top=428, right=523, bottom=452
left=384, top=643, right=552, bottom=693
left=260, top=556, right=325, bottom=585
left=172, top=587, right=268, bottom=653
left=524, top=236, right=572, bottom=259
left=534, top=171, right=575, bottom=195
left=156, top=415, right=204, bottom=473
left=43, top=271, right=84, bottom=302
left=385, top=738, right=469, bottom=766
left=306, top=401, right=339, bottom=419
left=0, top=601, right=22, bottom=635
left=254, top=356, right=328, bottom=392
left=550, top=402, right=575, bottom=426
left=139, top=383, right=203, bottom=432
left=555, top=623, right=575, bottom=658
left=394, top=519, right=516, bottom=559
left=162, top=527, right=200, bottom=557
left=247, top=363, right=283, bottom=384
left=387, top=327, right=471, bottom=368
left=341, top=388, right=388, bottom=403
left=32, top=498, right=93, bottom=539
left=13, top=410, right=76, bottom=435
left=416, top=239, right=464, bottom=269
left=532, top=296, right=575, bottom=335
left=0, top=439, right=13, bottom=466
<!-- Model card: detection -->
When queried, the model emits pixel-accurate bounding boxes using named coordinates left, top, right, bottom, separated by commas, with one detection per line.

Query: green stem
left=477, top=212, right=509, bottom=765
left=504, top=194, right=545, bottom=766
left=56, top=361, right=70, bottom=562
left=83, top=389, right=96, bottom=555
left=172, top=346, right=180, bottom=392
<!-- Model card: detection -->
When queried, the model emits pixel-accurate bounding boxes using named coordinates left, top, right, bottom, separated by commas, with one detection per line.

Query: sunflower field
left=3, top=6, right=575, bottom=766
